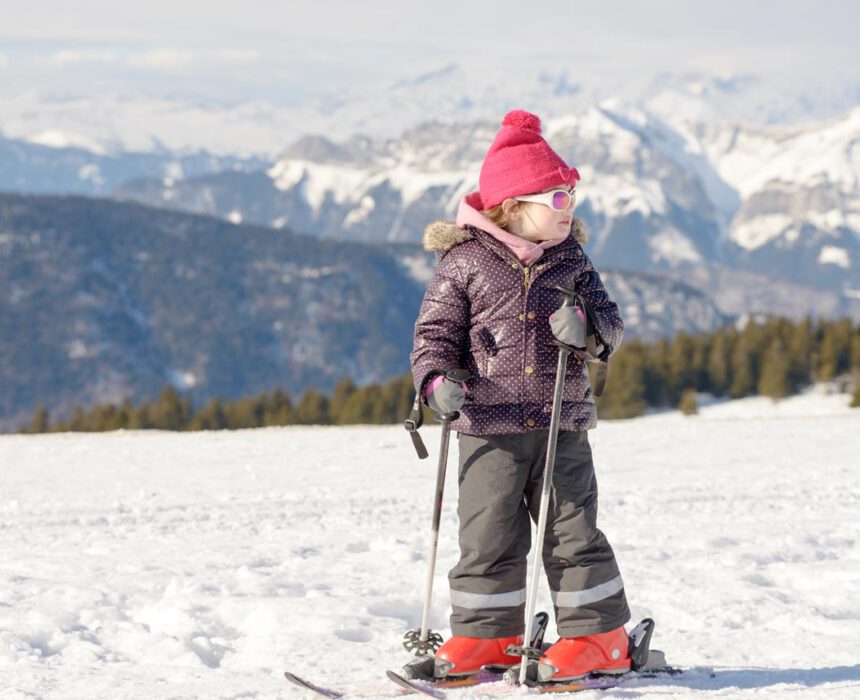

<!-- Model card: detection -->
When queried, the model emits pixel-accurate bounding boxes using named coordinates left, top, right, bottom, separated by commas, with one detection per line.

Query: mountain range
left=106, top=104, right=860, bottom=319
left=2, top=71, right=859, bottom=426
left=2, top=68, right=859, bottom=154
left=0, top=193, right=725, bottom=430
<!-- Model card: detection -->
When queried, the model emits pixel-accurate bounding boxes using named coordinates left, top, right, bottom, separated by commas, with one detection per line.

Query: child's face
left=504, top=186, right=575, bottom=243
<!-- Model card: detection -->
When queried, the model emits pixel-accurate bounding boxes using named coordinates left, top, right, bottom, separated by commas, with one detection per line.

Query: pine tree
left=225, top=396, right=265, bottom=429
left=338, top=385, right=381, bottom=423
left=729, top=341, right=756, bottom=398
left=850, top=329, right=860, bottom=373
left=91, top=404, right=125, bottom=431
left=596, top=343, right=647, bottom=419
left=190, top=398, right=227, bottom=430
left=678, top=389, right=698, bottom=416
left=118, top=399, right=134, bottom=430
left=293, top=389, right=329, bottom=425
left=329, top=378, right=357, bottom=424
left=788, top=317, right=814, bottom=389
left=367, top=384, right=391, bottom=423
left=668, top=332, right=697, bottom=403
left=707, top=328, right=732, bottom=396
left=128, top=401, right=152, bottom=430
left=68, top=405, right=89, bottom=432
left=817, top=321, right=839, bottom=381
left=25, top=406, right=50, bottom=433
left=730, top=322, right=759, bottom=398
left=264, top=389, right=293, bottom=426
left=758, top=338, right=792, bottom=399
left=392, top=374, right=418, bottom=424
left=643, top=339, right=672, bottom=406
left=691, top=335, right=710, bottom=394
left=834, top=319, right=854, bottom=376
left=149, top=387, right=191, bottom=430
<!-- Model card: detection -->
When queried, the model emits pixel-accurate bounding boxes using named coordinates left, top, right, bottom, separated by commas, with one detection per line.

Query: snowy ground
left=0, top=389, right=858, bottom=699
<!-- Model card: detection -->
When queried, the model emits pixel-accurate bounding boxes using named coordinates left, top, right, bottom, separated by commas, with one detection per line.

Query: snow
left=704, top=108, right=860, bottom=199
left=26, top=129, right=108, bottom=155
left=0, top=392, right=858, bottom=698
left=732, top=214, right=793, bottom=251
left=267, top=160, right=371, bottom=213
left=818, top=246, right=851, bottom=269
left=808, top=209, right=858, bottom=232
left=398, top=252, right=436, bottom=286
left=649, top=227, right=703, bottom=265
left=76, top=163, right=105, bottom=187
left=584, top=174, right=668, bottom=222
left=268, top=156, right=471, bottom=217
left=167, top=370, right=198, bottom=390
left=343, top=196, right=376, bottom=227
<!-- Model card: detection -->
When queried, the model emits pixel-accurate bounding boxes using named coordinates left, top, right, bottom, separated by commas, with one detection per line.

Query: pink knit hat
left=476, top=109, right=580, bottom=210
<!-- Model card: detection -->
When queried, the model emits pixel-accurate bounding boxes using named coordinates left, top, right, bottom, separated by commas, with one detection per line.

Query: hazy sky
left=1, top=1, right=858, bottom=103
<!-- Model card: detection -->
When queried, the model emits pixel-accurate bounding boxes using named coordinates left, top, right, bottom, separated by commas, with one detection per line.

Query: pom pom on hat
left=478, top=109, right=577, bottom=210
left=502, top=109, right=542, bottom=133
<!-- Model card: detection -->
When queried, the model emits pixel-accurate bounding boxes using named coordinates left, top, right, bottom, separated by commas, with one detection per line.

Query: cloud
left=0, top=53, right=8, bottom=69
left=129, top=49, right=197, bottom=69
left=45, top=47, right=261, bottom=72
left=51, top=49, right=118, bottom=64
left=129, top=48, right=262, bottom=70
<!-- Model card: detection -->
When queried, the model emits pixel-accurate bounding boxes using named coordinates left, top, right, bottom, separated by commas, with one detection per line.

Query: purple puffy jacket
left=410, top=217, right=623, bottom=435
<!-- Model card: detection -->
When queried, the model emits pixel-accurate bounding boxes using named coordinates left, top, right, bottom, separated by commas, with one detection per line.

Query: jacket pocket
left=476, top=327, right=498, bottom=355
left=469, top=327, right=497, bottom=376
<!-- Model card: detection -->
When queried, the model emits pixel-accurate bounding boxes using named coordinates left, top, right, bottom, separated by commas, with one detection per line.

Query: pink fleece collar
left=456, top=192, right=565, bottom=266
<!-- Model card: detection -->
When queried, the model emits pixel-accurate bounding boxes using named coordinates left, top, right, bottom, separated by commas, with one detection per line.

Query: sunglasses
left=514, top=188, right=576, bottom=212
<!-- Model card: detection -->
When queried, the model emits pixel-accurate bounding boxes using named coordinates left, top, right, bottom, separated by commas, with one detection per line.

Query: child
left=410, top=110, right=629, bottom=682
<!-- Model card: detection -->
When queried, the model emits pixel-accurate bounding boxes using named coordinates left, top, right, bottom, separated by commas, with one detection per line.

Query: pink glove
left=424, top=374, right=467, bottom=413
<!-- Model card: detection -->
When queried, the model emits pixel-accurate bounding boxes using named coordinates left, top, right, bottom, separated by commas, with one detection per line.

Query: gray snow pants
left=449, top=430, right=630, bottom=638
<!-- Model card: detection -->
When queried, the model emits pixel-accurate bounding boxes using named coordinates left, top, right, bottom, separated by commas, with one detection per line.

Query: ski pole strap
left=564, top=289, right=612, bottom=398
left=592, top=360, right=608, bottom=397
left=404, top=369, right=470, bottom=459
left=404, top=393, right=429, bottom=459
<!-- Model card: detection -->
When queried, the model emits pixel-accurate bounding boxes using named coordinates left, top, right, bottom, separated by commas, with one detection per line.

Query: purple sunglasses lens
left=552, top=190, right=571, bottom=210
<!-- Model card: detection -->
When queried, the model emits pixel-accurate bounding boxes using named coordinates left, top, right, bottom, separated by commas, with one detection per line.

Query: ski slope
left=0, top=390, right=858, bottom=699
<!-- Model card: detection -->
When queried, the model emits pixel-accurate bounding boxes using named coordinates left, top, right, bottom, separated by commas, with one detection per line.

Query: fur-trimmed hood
left=423, top=216, right=589, bottom=254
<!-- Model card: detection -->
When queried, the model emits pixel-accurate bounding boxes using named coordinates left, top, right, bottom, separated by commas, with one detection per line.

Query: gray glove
left=424, top=373, right=466, bottom=413
left=549, top=303, right=587, bottom=349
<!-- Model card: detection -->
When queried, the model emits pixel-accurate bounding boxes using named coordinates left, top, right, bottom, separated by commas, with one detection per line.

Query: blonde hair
left=482, top=201, right=522, bottom=230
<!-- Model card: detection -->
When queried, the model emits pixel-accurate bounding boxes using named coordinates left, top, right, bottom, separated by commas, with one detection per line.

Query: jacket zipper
left=468, top=227, right=576, bottom=292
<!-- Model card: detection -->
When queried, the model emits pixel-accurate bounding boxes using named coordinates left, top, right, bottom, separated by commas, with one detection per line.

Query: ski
left=385, top=670, right=448, bottom=698
left=536, top=665, right=684, bottom=694
left=385, top=665, right=683, bottom=698
left=387, top=667, right=516, bottom=697
left=284, top=671, right=345, bottom=698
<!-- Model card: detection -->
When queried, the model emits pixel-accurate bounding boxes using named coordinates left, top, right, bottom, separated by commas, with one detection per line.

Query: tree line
left=595, top=316, right=860, bottom=418
left=21, top=375, right=418, bottom=433
left=19, top=316, right=860, bottom=433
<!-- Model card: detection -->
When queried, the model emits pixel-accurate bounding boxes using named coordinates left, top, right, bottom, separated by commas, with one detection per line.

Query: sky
left=1, top=1, right=858, bottom=105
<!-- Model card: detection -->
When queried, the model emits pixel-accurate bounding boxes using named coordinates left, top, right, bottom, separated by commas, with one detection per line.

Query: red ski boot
left=433, top=635, right=522, bottom=677
left=537, top=626, right=631, bottom=681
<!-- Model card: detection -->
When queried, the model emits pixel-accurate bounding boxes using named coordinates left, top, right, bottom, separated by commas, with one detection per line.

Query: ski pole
left=517, top=289, right=577, bottom=685
left=403, top=368, right=469, bottom=658
left=420, top=410, right=456, bottom=643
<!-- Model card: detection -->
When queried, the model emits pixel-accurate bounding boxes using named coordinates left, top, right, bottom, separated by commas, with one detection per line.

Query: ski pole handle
left=555, top=285, right=576, bottom=306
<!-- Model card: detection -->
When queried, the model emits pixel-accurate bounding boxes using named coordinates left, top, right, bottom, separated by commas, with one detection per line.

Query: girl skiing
left=410, top=110, right=630, bottom=681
